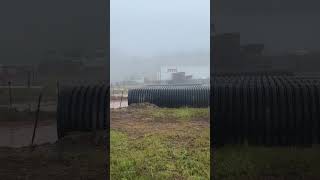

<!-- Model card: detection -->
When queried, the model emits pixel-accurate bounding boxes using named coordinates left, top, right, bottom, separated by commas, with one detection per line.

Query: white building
left=157, top=66, right=210, bottom=81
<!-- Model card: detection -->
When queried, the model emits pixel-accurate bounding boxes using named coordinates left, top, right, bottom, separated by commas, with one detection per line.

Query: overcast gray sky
left=110, top=0, right=210, bottom=82
left=111, top=0, right=210, bottom=56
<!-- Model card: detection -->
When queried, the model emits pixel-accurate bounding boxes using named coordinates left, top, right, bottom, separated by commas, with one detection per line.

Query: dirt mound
left=128, top=102, right=158, bottom=109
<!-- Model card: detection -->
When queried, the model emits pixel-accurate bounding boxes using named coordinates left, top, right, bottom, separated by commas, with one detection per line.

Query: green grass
left=112, top=107, right=320, bottom=179
left=110, top=130, right=210, bottom=180
left=216, top=145, right=320, bottom=179
left=111, top=107, right=210, bottom=179
left=151, top=108, right=209, bottom=121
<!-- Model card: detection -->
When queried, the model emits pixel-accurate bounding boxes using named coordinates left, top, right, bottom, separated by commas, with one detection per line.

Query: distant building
left=157, top=66, right=209, bottom=81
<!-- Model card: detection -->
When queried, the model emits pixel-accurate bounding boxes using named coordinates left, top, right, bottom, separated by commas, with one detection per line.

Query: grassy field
left=216, top=145, right=320, bottom=180
left=111, top=105, right=320, bottom=180
left=110, top=106, right=210, bottom=179
left=2, top=103, right=320, bottom=179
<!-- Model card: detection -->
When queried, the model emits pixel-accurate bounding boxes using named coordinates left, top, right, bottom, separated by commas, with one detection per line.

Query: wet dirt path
left=0, top=120, right=57, bottom=147
left=110, top=100, right=128, bottom=109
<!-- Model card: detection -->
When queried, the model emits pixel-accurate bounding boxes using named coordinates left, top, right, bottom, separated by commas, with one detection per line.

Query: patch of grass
left=111, top=130, right=210, bottom=179
left=216, top=145, right=320, bottom=180
left=151, top=108, right=209, bottom=121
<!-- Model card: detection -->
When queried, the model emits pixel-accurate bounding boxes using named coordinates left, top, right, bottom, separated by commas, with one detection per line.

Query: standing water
left=0, top=120, right=57, bottom=148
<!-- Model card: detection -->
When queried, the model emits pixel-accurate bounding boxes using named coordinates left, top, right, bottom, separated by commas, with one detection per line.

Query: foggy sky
left=111, top=0, right=210, bottom=82
left=0, top=0, right=108, bottom=64
left=213, top=0, right=320, bottom=53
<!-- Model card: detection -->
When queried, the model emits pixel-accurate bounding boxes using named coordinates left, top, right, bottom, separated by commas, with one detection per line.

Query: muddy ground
left=0, top=103, right=210, bottom=179
left=0, top=132, right=106, bottom=180
left=0, top=108, right=57, bottom=147
left=110, top=100, right=128, bottom=109
left=2, top=102, right=318, bottom=179
left=111, top=104, right=209, bottom=138
left=0, top=108, right=106, bottom=180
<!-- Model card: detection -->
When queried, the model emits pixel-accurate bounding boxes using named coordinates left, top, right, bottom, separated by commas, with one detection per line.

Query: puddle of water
left=111, top=100, right=128, bottom=109
left=0, top=100, right=127, bottom=147
left=0, top=121, right=57, bottom=148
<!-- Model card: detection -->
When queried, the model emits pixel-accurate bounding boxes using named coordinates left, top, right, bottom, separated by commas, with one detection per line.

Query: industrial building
left=157, top=66, right=209, bottom=83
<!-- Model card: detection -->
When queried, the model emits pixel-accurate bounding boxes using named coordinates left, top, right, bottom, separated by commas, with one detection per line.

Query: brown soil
left=0, top=104, right=209, bottom=179
left=111, top=105, right=209, bottom=139
left=0, top=107, right=106, bottom=180
left=0, top=132, right=106, bottom=180
left=0, top=110, right=57, bottom=148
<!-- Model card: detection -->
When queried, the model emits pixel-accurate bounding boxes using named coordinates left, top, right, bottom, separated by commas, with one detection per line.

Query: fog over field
left=213, top=0, right=320, bottom=53
left=0, top=0, right=107, bottom=64
left=110, top=0, right=210, bottom=82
